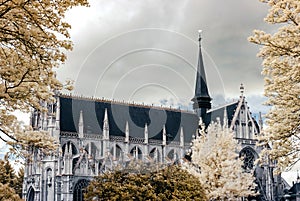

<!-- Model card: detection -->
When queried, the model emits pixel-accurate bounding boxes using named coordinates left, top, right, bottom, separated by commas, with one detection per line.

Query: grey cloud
left=59, top=0, right=272, bottom=113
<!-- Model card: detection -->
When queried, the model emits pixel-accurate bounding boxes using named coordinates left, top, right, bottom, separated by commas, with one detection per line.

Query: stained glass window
left=73, top=179, right=89, bottom=201
left=240, top=148, right=255, bottom=170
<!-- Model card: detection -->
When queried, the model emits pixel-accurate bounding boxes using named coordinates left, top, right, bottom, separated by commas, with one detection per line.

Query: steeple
left=192, top=30, right=212, bottom=119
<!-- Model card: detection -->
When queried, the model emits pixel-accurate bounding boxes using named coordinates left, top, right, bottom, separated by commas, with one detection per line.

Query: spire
left=258, top=111, right=263, bottom=131
left=78, top=110, right=84, bottom=138
left=180, top=127, right=184, bottom=147
left=192, top=30, right=212, bottom=119
left=55, top=97, right=60, bottom=130
left=223, top=107, right=228, bottom=128
left=68, top=143, right=72, bottom=156
left=125, top=121, right=129, bottom=143
left=194, top=30, right=210, bottom=99
left=144, top=123, right=149, bottom=144
left=162, top=125, right=166, bottom=146
left=103, top=108, right=109, bottom=140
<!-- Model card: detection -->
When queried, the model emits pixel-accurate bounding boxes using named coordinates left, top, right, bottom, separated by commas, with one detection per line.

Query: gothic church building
left=23, top=34, right=288, bottom=201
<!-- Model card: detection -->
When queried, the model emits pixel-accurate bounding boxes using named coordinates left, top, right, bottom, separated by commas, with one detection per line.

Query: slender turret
left=125, top=121, right=129, bottom=143
left=162, top=125, right=166, bottom=146
left=78, top=110, right=84, bottom=138
left=144, top=123, right=148, bottom=144
left=191, top=30, right=212, bottom=120
left=103, top=108, right=109, bottom=140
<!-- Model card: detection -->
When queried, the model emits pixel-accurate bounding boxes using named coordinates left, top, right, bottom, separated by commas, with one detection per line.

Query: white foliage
left=249, top=0, right=300, bottom=172
left=191, top=120, right=257, bottom=200
left=0, top=0, right=88, bottom=158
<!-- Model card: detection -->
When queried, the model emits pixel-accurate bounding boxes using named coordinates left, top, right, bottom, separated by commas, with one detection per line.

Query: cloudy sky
left=0, top=0, right=295, bottom=184
left=56, top=1, right=298, bottom=184
left=57, top=0, right=274, bottom=114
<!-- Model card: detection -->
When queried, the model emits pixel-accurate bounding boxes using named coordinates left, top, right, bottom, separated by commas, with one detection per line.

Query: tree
left=191, top=120, right=256, bottom=200
left=0, top=183, right=22, bottom=201
left=84, top=163, right=206, bottom=201
left=15, top=167, right=24, bottom=198
left=0, top=154, right=16, bottom=188
left=0, top=155, right=22, bottom=200
left=0, top=0, right=89, bottom=157
left=248, top=0, right=300, bottom=172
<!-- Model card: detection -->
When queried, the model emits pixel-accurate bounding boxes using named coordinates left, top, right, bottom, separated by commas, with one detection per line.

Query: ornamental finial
left=240, top=83, right=245, bottom=97
left=198, top=30, right=202, bottom=44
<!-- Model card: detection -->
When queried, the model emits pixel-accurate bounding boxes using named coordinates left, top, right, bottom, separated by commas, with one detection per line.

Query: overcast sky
left=56, top=0, right=276, bottom=114
left=2, top=0, right=296, bottom=184
left=56, top=0, right=297, bottom=184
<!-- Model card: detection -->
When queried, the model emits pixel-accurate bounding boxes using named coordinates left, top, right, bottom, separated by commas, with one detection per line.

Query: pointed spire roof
left=144, top=123, right=148, bottom=144
left=223, top=107, right=228, bottom=128
left=78, top=110, right=84, bottom=138
left=192, top=30, right=212, bottom=113
left=194, top=30, right=211, bottom=99
left=103, top=108, right=109, bottom=139
left=79, top=110, right=84, bottom=125
left=162, top=124, right=166, bottom=146
left=180, top=127, right=184, bottom=147
left=103, top=108, right=109, bottom=130
left=125, top=121, right=129, bottom=143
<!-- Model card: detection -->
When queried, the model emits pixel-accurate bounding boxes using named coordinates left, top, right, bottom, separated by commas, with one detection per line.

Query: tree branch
left=0, top=128, right=18, bottom=142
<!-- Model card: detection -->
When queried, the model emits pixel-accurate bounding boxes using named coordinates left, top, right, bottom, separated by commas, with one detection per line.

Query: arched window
left=149, top=148, right=160, bottom=162
left=62, top=141, right=78, bottom=156
left=116, top=145, right=122, bottom=159
left=85, top=142, right=98, bottom=156
left=234, top=120, right=240, bottom=137
left=46, top=168, right=52, bottom=187
left=73, top=179, right=90, bottom=201
left=98, top=161, right=104, bottom=174
left=27, top=187, right=35, bottom=201
left=167, top=149, right=177, bottom=161
left=110, top=144, right=123, bottom=160
left=240, top=148, right=256, bottom=170
left=130, top=146, right=142, bottom=160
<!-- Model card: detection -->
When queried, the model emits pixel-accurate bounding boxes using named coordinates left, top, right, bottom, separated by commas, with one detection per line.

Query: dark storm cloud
left=58, top=0, right=272, bottom=113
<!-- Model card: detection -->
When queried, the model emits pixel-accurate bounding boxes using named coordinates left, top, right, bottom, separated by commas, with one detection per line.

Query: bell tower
left=191, top=30, right=212, bottom=120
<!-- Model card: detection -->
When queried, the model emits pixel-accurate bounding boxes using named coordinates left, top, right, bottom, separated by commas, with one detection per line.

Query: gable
left=205, top=101, right=239, bottom=126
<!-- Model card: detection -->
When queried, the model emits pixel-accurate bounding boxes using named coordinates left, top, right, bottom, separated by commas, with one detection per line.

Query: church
left=23, top=33, right=289, bottom=201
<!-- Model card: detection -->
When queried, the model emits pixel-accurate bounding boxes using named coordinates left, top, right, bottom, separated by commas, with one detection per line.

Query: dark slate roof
left=59, top=95, right=199, bottom=143
left=205, top=101, right=260, bottom=133
left=204, top=101, right=239, bottom=126
left=289, top=182, right=300, bottom=196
